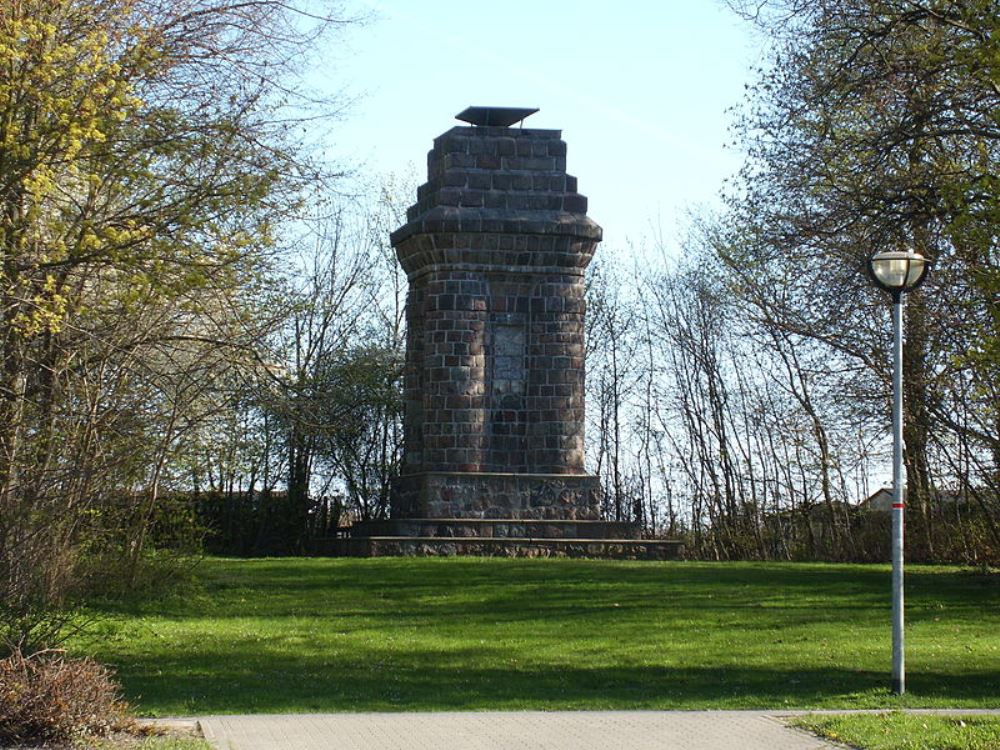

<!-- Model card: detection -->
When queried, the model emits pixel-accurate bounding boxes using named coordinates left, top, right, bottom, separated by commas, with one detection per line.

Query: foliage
left=0, top=0, right=351, bottom=649
left=728, top=0, right=1000, bottom=503
left=600, top=0, right=1000, bottom=560
left=793, top=712, right=1000, bottom=750
left=178, top=183, right=410, bottom=538
left=195, top=490, right=343, bottom=556
left=314, top=345, right=404, bottom=520
left=75, top=557, right=1000, bottom=714
left=0, top=648, right=132, bottom=745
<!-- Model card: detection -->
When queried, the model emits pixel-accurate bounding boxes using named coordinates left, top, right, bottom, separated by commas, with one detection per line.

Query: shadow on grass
left=117, top=653, right=1000, bottom=714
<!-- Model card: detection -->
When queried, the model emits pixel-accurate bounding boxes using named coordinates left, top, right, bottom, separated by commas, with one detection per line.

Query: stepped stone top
left=390, top=109, right=602, bottom=270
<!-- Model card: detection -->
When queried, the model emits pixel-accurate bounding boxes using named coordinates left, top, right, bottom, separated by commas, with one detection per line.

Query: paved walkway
left=197, top=711, right=839, bottom=750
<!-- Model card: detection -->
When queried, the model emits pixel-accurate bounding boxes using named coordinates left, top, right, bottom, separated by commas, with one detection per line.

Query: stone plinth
left=341, top=537, right=683, bottom=561
left=391, top=472, right=600, bottom=520
left=349, top=518, right=641, bottom=540
left=391, top=109, right=602, bottom=520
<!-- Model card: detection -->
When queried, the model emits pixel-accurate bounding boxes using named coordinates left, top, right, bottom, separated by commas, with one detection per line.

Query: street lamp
left=866, top=248, right=931, bottom=696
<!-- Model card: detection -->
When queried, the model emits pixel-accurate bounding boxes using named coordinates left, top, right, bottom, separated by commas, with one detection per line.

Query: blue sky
left=322, top=1, right=763, bottom=253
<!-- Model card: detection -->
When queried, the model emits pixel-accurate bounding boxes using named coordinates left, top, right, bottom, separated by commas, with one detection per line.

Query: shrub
left=0, top=649, right=133, bottom=745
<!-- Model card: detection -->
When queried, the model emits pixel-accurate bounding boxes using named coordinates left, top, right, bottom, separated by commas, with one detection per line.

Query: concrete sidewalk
left=197, top=711, right=839, bottom=750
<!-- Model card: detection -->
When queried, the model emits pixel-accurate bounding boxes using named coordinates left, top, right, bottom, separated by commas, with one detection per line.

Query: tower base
left=391, top=471, right=601, bottom=520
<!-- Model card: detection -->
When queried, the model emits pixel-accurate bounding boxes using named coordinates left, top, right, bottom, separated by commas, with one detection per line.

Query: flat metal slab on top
left=456, top=106, right=539, bottom=127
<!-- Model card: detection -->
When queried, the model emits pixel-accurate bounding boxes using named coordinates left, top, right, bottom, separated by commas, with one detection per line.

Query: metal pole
left=891, top=295, right=905, bottom=695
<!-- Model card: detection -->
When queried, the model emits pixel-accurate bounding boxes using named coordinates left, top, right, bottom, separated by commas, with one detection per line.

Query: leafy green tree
left=0, top=0, right=352, bottom=649
left=315, top=346, right=403, bottom=521
left=725, top=0, right=999, bottom=545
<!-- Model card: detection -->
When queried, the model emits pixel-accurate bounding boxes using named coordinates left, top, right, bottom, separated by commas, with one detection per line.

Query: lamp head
left=867, top=249, right=931, bottom=298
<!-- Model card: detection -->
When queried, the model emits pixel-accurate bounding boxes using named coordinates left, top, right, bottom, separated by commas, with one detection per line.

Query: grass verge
left=98, top=737, right=210, bottom=750
left=792, top=712, right=1000, bottom=750
left=73, top=557, right=999, bottom=715
left=134, top=739, right=211, bottom=750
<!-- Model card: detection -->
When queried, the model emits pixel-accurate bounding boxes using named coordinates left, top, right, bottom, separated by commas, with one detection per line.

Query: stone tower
left=390, top=106, right=602, bottom=520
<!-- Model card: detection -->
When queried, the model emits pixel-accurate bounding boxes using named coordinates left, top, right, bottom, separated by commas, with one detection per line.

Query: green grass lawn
left=73, top=558, right=1000, bottom=715
left=136, top=740, right=211, bottom=750
left=792, top=713, right=1000, bottom=750
left=108, top=738, right=211, bottom=750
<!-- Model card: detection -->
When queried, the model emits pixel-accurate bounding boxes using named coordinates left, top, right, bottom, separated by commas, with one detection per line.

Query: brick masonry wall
left=391, top=122, right=602, bottom=519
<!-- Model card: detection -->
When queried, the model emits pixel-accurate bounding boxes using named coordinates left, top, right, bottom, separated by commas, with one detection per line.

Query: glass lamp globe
left=868, top=249, right=930, bottom=295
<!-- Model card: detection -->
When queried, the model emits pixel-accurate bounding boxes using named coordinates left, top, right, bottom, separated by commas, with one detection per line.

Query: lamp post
left=866, top=248, right=931, bottom=696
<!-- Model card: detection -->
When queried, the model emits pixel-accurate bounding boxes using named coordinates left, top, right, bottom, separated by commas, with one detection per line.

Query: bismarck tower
left=391, top=106, right=601, bottom=520
left=342, top=107, right=680, bottom=559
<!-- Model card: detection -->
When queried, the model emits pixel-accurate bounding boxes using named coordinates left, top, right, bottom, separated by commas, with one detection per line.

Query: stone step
left=348, top=518, right=641, bottom=540
left=333, top=536, right=683, bottom=561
